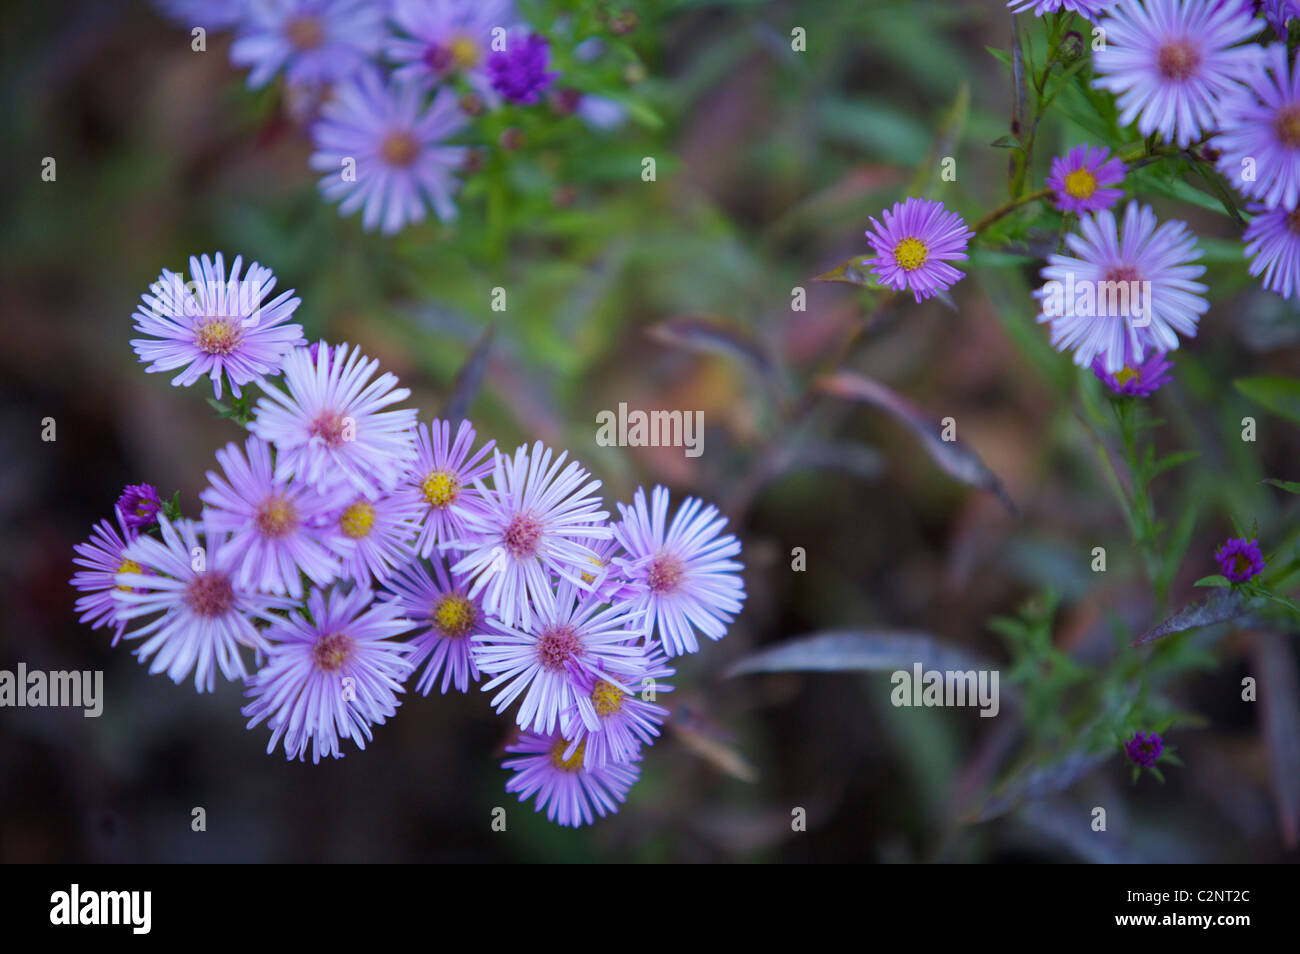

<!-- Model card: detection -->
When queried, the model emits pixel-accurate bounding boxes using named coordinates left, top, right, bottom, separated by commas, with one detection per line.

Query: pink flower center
left=1156, top=40, right=1200, bottom=81
left=1275, top=105, right=1300, bottom=149
left=185, top=571, right=235, bottom=618
left=536, top=624, right=582, bottom=671
left=285, top=15, right=324, bottom=51
left=1288, top=209, right=1300, bottom=236
left=309, top=409, right=349, bottom=447
left=312, top=632, right=354, bottom=672
left=380, top=131, right=420, bottom=167
left=503, top=512, right=543, bottom=558
left=647, top=553, right=685, bottom=594
left=255, top=494, right=297, bottom=538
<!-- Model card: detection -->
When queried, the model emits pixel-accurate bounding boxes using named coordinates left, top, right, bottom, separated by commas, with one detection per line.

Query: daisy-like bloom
left=1215, top=44, right=1300, bottom=210
left=251, top=341, right=419, bottom=500
left=387, top=0, right=517, bottom=102
left=113, top=514, right=297, bottom=692
left=199, top=436, right=347, bottom=597
left=1005, top=0, right=1117, bottom=20
left=1047, top=144, right=1127, bottom=214
left=72, top=509, right=147, bottom=647
left=559, top=644, right=674, bottom=769
left=472, top=580, right=645, bottom=735
left=326, top=490, right=422, bottom=585
left=229, top=0, right=385, bottom=90
left=1215, top=536, right=1266, bottom=581
left=444, top=441, right=613, bottom=629
left=393, top=418, right=495, bottom=558
left=242, top=585, right=415, bottom=764
left=1092, top=0, right=1262, bottom=149
left=1124, top=730, right=1164, bottom=767
left=1261, top=0, right=1300, bottom=38
left=610, top=485, right=747, bottom=658
left=116, top=483, right=163, bottom=530
left=382, top=555, right=485, bottom=694
left=130, top=252, right=306, bottom=400
left=1243, top=202, right=1300, bottom=299
left=502, top=730, right=641, bottom=828
left=1090, top=339, right=1173, bottom=397
left=863, top=198, right=975, bottom=303
left=1034, top=202, right=1208, bottom=373
left=309, top=68, right=469, bottom=234
left=487, top=30, right=559, bottom=105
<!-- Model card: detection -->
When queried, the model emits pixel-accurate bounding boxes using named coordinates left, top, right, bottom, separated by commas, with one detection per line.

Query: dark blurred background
left=2, top=0, right=1299, bottom=862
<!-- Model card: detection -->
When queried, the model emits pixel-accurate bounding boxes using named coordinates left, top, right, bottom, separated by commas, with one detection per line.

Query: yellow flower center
left=255, top=495, right=297, bottom=538
left=116, top=558, right=142, bottom=592
left=420, top=470, right=459, bottom=508
left=893, top=237, right=929, bottom=271
left=339, top=501, right=376, bottom=539
left=550, top=737, right=586, bottom=772
left=1114, top=366, right=1140, bottom=386
left=580, top=554, right=605, bottom=585
left=591, top=680, right=625, bottom=718
left=432, top=593, right=476, bottom=638
left=449, top=34, right=480, bottom=69
left=194, top=316, right=243, bottom=355
left=1063, top=167, right=1097, bottom=199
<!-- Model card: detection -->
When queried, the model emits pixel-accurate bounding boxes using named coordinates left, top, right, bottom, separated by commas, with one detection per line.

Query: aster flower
left=1215, top=536, right=1266, bottom=581
left=387, top=0, right=517, bottom=102
left=1047, top=144, right=1127, bottom=214
left=1261, top=0, right=1300, bottom=38
left=445, top=441, right=613, bottom=629
left=610, top=486, right=747, bottom=658
left=250, top=341, right=419, bottom=500
left=559, top=644, right=674, bottom=769
left=1243, top=202, right=1300, bottom=299
left=1034, top=202, right=1208, bottom=373
left=112, top=514, right=297, bottom=692
left=309, top=68, right=469, bottom=233
left=392, top=418, right=495, bottom=558
left=72, top=509, right=146, bottom=647
left=130, top=252, right=306, bottom=400
left=199, top=436, right=347, bottom=597
left=242, top=585, right=415, bottom=764
left=116, top=483, right=163, bottom=530
left=1092, top=0, right=1262, bottom=148
left=383, top=555, right=485, bottom=695
left=229, top=0, right=385, bottom=90
left=1124, top=730, right=1165, bottom=767
left=1091, top=339, right=1173, bottom=396
left=1215, top=44, right=1300, bottom=210
left=502, top=730, right=641, bottom=827
left=326, top=490, right=422, bottom=585
left=1005, top=0, right=1117, bottom=19
left=863, top=198, right=974, bottom=303
left=487, top=30, right=558, bottom=105
left=472, top=580, right=645, bottom=735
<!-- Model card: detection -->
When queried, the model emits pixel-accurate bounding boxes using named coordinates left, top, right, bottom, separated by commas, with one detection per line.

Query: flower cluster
left=154, top=0, right=630, bottom=234
left=72, top=252, right=747, bottom=826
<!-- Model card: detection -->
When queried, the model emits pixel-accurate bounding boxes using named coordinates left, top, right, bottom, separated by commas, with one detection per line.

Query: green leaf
left=1193, top=574, right=1230, bottom=588
left=1264, top=478, right=1300, bottom=494
left=1235, top=376, right=1300, bottom=426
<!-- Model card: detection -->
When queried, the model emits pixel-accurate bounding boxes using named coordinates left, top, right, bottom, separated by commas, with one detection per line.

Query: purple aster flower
left=130, top=252, right=306, bottom=400
left=242, top=585, right=415, bottom=764
left=229, top=0, right=385, bottom=90
left=116, top=483, right=163, bottom=530
left=387, top=0, right=517, bottom=102
left=382, top=554, right=485, bottom=695
left=558, top=644, right=673, bottom=769
left=199, top=436, right=347, bottom=597
left=1034, top=202, right=1208, bottom=373
left=1243, top=202, right=1300, bottom=299
left=1091, top=339, right=1174, bottom=396
left=1005, top=0, right=1117, bottom=20
left=472, top=580, right=645, bottom=735
left=72, top=508, right=147, bottom=647
left=309, top=68, right=469, bottom=233
left=112, top=514, right=297, bottom=692
left=444, top=441, right=613, bottom=629
left=502, top=729, right=641, bottom=827
left=1215, top=536, right=1266, bottom=581
left=392, top=418, right=495, bottom=558
left=325, top=490, right=422, bottom=585
left=250, top=341, right=419, bottom=500
left=1092, top=0, right=1262, bottom=149
left=487, top=30, right=558, bottom=104
left=1047, top=144, right=1127, bottom=214
left=1124, top=730, right=1165, bottom=767
left=1215, top=44, right=1300, bottom=210
left=610, top=486, right=747, bottom=658
left=863, top=198, right=974, bottom=303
